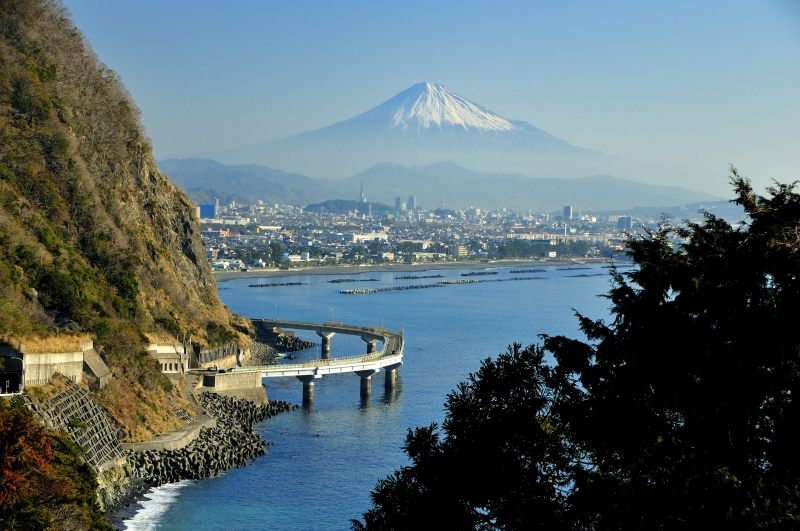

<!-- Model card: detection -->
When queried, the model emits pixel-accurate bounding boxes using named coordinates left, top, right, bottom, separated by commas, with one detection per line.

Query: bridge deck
left=238, top=319, right=404, bottom=379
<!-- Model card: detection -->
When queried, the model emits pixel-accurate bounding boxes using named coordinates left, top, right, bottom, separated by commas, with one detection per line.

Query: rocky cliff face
left=0, top=0, right=229, bottom=342
left=0, top=0, right=241, bottom=439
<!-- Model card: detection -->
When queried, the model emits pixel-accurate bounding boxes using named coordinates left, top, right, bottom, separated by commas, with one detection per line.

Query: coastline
left=108, top=487, right=151, bottom=531
left=110, top=258, right=624, bottom=529
left=106, top=394, right=296, bottom=530
left=212, top=258, right=620, bottom=282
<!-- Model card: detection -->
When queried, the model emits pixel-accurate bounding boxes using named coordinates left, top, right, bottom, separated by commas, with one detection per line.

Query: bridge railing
left=247, top=319, right=403, bottom=371
left=261, top=319, right=393, bottom=335
left=250, top=350, right=401, bottom=373
left=300, top=352, right=381, bottom=368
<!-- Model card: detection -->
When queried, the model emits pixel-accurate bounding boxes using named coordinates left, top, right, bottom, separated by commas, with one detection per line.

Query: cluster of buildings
left=193, top=195, right=668, bottom=270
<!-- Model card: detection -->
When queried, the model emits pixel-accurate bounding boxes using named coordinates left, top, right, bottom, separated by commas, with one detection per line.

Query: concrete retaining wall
left=23, top=352, right=83, bottom=386
left=198, top=348, right=250, bottom=370
left=200, top=371, right=266, bottom=404
left=201, top=370, right=261, bottom=391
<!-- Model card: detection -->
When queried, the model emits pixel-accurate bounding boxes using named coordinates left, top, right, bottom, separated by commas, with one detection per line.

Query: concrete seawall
left=202, top=371, right=262, bottom=390
left=200, top=370, right=267, bottom=404
left=126, top=393, right=296, bottom=488
left=121, top=414, right=217, bottom=452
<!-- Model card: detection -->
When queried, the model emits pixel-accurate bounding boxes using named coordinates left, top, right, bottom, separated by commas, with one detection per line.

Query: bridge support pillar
left=296, top=374, right=319, bottom=405
left=355, top=369, right=379, bottom=397
left=316, top=331, right=335, bottom=359
left=384, top=362, right=402, bottom=389
left=361, top=337, right=378, bottom=354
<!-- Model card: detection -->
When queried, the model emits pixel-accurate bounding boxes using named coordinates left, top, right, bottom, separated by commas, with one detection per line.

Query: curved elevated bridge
left=236, top=319, right=404, bottom=403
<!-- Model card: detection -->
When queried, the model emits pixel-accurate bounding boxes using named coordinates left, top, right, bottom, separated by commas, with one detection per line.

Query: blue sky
left=64, top=0, right=799, bottom=194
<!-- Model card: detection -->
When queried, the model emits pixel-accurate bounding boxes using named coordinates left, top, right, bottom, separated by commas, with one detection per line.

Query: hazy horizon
left=64, top=0, right=800, bottom=196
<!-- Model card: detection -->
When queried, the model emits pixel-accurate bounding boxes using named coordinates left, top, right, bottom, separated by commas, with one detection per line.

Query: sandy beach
left=211, top=258, right=620, bottom=282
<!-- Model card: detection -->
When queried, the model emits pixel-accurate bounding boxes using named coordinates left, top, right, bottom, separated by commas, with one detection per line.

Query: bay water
left=124, top=265, right=616, bottom=530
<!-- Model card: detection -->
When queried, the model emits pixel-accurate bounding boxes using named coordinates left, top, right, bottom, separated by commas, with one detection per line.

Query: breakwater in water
left=273, top=335, right=315, bottom=352
left=128, top=393, right=296, bottom=487
left=245, top=340, right=279, bottom=366
left=248, top=282, right=307, bottom=288
left=393, top=274, right=443, bottom=280
left=509, top=269, right=546, bottom=273
left=328, top=278, right=380, bottom=283
left=340, top=283, right=446, bottom=295
left=461, top=271, right=498, bottom=276
left=340, top=276, right=546, bottom=294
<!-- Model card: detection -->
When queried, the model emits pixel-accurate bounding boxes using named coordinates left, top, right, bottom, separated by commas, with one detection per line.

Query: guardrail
left=299, top=351, right=383, bottom=368
left=240, top=351, right=397, bottom=373
left=258, top=319, right=401, bottom=357
left=263, top=319, right=391, bottom=335
left=239, top=319, right=404, bottom=374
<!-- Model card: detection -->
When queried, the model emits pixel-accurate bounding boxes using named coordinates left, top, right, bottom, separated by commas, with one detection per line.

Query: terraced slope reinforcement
left=0, top=0, right=248, bottom=438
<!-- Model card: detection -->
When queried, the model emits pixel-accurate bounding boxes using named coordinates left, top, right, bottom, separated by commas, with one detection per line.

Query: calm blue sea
left=124, top=265, right=615, bottom=531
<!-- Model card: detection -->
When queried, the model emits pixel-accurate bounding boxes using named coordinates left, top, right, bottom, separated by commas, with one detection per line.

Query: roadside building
left=147, top=343, right=188, bottom=374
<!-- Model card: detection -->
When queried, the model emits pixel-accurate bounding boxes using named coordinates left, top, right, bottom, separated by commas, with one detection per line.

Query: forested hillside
left=0, top=0, right=243, bottom=438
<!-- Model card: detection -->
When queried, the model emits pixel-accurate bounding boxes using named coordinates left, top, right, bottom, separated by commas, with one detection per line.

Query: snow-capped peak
left=367, top=82, right=520, bottom=132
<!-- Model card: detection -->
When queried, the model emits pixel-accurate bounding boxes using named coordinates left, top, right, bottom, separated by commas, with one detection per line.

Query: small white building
left=147, top=343, right=188, bottom=374
left=349, top=232, right=389, bottom=243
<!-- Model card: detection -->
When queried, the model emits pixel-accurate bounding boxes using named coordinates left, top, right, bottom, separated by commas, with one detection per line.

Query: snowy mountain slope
left=349, top=82, right=526, bottom=133
left=304, top=82, right=576, bottom=149
left=378, top=82, right=518, bottom=131
left=204, top=82, right=720, bottom=194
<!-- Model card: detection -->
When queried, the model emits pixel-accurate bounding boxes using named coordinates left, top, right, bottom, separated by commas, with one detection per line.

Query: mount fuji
left=205, top=82, right=719, bottom=193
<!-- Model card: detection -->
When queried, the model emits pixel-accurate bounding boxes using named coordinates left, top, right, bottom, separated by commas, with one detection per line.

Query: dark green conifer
left=354, top=169, right=800, bottom=530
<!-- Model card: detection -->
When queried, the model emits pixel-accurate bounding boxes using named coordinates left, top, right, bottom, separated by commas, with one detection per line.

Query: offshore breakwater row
left=128, top=393, right=297, bottom=486
left=248, top=282, right=307, bottom=288
left=340, top=276, right=546, bottom=294
left=340, top=283, right=446, bottom=295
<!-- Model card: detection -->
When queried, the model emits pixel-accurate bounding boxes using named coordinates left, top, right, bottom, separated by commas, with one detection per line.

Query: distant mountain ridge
left=160, top=158, right=722, bottom=212
left=203, top=82, right=722, bottom=194
left=341, top=161, right=721, bottom=211
left=160, top=158, right=327, bottom=206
